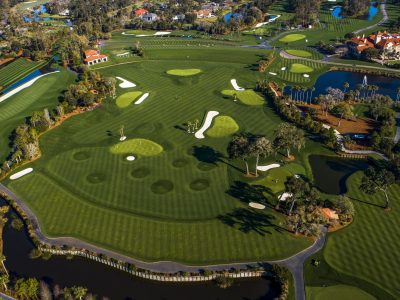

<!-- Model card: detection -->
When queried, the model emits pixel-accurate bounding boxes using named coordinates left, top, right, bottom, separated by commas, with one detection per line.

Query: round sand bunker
left=126, top=156, right=136, bottom=161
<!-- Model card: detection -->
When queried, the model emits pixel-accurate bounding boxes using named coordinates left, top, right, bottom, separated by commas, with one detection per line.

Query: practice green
left=221, top=90, right=264, bottom=105
left=290, top=63, right=314, bottom=73
left=279, top=34, right=306, bottom=43
left=116, top=91, right=143, bottom=108
left=110, top=138, right=163, bottom=156
left=166, top=69, right=202, bottom=76
left=286, top=49, right=312, bottom=58
left=206, top=116, right=239, bottom=138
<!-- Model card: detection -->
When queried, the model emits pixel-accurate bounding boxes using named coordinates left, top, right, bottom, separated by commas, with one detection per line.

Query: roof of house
left=84, top=49, right=99, bottom=57
left=320, top=208, right=339, bottom=220
left=83, top=54, right=108, bottom=63
left=197, top=9, right=211, bottom=16
left=135, top=8, right=148, bottom=16
left=142, top=13, right=158, bottom=18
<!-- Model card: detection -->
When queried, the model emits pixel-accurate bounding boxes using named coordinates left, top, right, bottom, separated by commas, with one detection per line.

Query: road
left=353, top=1, right=388, bottom=35
left=0, top=292, right=15, bottom=300
left=0, top=183, right=327, bottom=300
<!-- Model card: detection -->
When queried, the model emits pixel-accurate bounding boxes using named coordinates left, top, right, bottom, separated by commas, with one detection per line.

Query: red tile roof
left=135, top=8, right=148, bottom=16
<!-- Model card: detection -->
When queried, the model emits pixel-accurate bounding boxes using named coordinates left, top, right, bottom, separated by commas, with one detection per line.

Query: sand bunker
left=257, top=163, right=280, bottom=172
left=126, top=156, right=136, bottom=161
left=195, top=111, right=220, bottom=139
left=249, top=202, right=266, bottom=209
left=116, top=77, right=136, bottom=88
left=230, top=79, right=245, bottom=91
left=10, top=168, right=33, bottom=180
left=135, top=93, right=149, bottom=105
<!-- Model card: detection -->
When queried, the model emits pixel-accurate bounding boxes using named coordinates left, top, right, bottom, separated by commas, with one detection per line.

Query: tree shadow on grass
left=349, top=196, right=385, bottom=209
left=218, top=208, right=284, bottom=236
left=226, top=181, right=275, bottom=208
left=192, top=145, right=243, bottom=172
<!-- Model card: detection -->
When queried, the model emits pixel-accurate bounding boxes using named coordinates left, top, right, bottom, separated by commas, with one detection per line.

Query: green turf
left=3, top=50, right=313, bottom=264
left=166, top=69, right=202, bottom=76
left=110, top=138, right=163, bottom=156
left=0, top=58, right=47, bottom=89
left=321, top=172, right=400, bottom=297
left=307, top=285, right=376, bottom=300
left=116, top=91, right=143, bottom=108
left=254, top=163, right=306, bottom=194
left=0, top=69, right=76, bottom=162
left=206, top=115, right=239, bottom=138
left=279, top=34, right=306, bottom=43
left=221, top=90, right=265, bottom=106
left=286, top=49, right=312, bottom=58
left=290, top=63, right=314, bottom=73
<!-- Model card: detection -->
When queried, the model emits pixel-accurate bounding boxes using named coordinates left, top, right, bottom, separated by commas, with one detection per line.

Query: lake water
left=223, top=12, right=243, bottom=23
left=284, top=71, right=400, bottom=100
left=331, top=2, right=378, bottom=20
left=2, top=199, right=280, bottom=300
left=309, top=155, right=369, bottom=194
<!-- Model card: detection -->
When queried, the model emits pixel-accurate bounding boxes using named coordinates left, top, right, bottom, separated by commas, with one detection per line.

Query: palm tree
left=274, top=123, right=305, bottom=159
left=72, top=286, right=88, bottom=300
left=309, top=87, right=315, bottom=104
left=0, top=274, right=9, bottom=291
left=343, top=82, right=350, bottom=93
left=250, top=136, right=273, bottom=177
left=0, top=255, right=7, bottom=276
left=227, top=135, right=251, bottom=176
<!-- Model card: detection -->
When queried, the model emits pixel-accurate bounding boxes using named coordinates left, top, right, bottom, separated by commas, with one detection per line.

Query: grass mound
left=290, top=63, right=314, bottom=73
left=110, top=138, right=163, bottom=156
left=116, top=92, right=143, bottom=108
left=73, top=151, right=90, bottom=161
left=86, top=173, right=107, bottom=184
left=172, top=158, right=189, bottom=168
left=206, top=115, right=239, bottom=138
left=151, top=180, right=174, bottom=194
left=197, top=162, right=217, bottom=171
left=286, top=49, right=312, bottom=58
left=130, top=167, right=151, bottom=179
left=166, top=69, right=202, bottom=76
left=221, top=90, right=264, bottom=106
left=309, top=285, right=376, bottom=300
left=279, top=34, right=306, bottom=43
left=190, top=179, right=210, bottom=191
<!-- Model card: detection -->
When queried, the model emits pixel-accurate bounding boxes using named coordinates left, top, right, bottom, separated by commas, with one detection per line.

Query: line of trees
left=0, top=69, right=116, bottom=178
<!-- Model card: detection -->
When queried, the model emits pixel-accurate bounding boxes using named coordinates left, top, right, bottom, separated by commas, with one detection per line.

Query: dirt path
left=353, top=2, right=388, bottom=35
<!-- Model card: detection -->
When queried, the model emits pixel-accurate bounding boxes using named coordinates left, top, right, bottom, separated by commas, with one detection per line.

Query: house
left=141, top=13, right=158, bottom=22
left=135, top=8, right=148, bottom=17
left=196, top=9, right=212, bottom=19
left=172, top=14, right=185, bottom=21
left=83, top=49, right=108, bottom=66
left=320, top=208, right=339, bottom=221
left=348, top=31, right=400, bottom=57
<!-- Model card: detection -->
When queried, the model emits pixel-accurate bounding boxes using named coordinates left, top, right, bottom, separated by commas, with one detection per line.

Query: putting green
left=221, top=90, right=264, bottom=106
left=254, top=163, right=305, bottom=193
left=309, top=285, right=376, bottom=300
left=286, top=49, right=312, bottom=58
left=116, top=92, right=143, bottom=108
left=206, top=116, right=239, bottom=138
left=166, top=69, right=202, bottom=76
left=110, top=138, right=163, bottom=156
left=279, top=34, right=306, bottom=43
left=290, top=63, right=314, bottom=73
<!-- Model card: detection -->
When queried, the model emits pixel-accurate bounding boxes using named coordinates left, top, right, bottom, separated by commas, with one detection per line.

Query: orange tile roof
left=135, top=8, right=148, bottom=16
left=320, top=208, right=339, bottom=220
left=84, top=49, right=99, bottom=57
left=83, top=54, right=108, bottom=63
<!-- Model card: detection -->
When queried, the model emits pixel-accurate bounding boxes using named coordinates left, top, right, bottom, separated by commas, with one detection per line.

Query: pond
left=331, top=2, right=378, bottom=20
left=290, top=70, right=400, bottom=100
left=2, top=199, right=280, bottom=300
left=309, top=155, right=369, bottom=195
left=223, top=12, right=243, bottom=23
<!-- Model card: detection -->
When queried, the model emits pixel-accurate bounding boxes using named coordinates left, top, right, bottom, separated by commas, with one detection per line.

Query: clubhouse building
left=83, top=49, right=108, bottom=66
left=349, top=31, right=400, bottom=58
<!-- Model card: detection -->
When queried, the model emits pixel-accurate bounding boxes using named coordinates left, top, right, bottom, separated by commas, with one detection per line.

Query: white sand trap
left=126, top=156, right=136, bottom=161
left=249, top=202, right=266, bottom=210
left=0, top=71, right=60, bottom=104
left=278, top=192, right=293, bottom=202
left=195, top=111, right=220, bottom=139
left=136, top=34, right=151, bottom=37
left=120, top=136, right=127, bottom=141
left=116, top=77, right=136, bottom=88
left=257, top=163, right=280, bottom=172
left=154, top=31, right=171, bottom=36
left=231, top=79, right=245, bottom=91
left=135, top=92, right=149, bottom=105
left=281, top=67, right=287, bottom=71
left=269, top=72, right=277, bottom=76
left=303, top=74, right=310, bottom=78
left=10, top=168, right=33, bottom=180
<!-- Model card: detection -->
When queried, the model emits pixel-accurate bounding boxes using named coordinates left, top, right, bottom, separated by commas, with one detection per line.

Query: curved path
left=0, top=183, right=327, bottom=299
left=395, top=113, right=400, bottom=144
left=280, top=49, right=400, bottom=73
left=0, top=292, right=15, bottom=300
left=353, top=2, right=388, bottom=35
